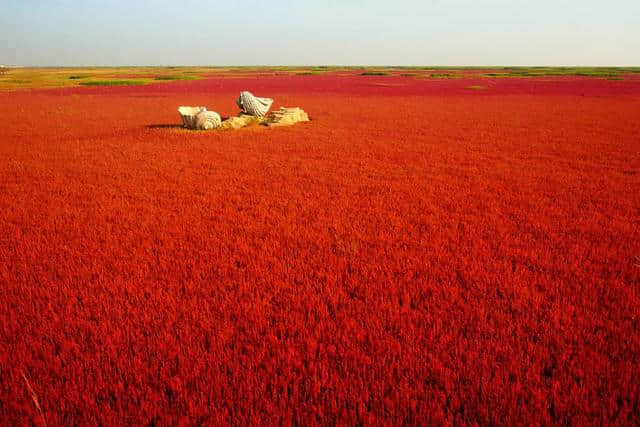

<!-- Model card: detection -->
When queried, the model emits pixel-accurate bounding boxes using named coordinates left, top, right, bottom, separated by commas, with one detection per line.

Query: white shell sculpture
left=195, top=111, right=222, bottom=130
left=178, top=106, right=207, bottom=129
left=236, top=91, right=274, bottom=117
left=178, top=106, right=222, bottom=130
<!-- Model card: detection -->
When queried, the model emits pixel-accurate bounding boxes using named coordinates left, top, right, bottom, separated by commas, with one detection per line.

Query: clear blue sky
left=1, top=0, right=639, bottom=66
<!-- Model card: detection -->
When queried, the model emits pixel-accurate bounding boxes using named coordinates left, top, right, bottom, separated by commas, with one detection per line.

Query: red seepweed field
left=1, top=70, right=639, bottom=424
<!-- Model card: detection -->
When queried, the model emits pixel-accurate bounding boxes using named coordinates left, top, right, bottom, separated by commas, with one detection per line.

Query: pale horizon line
left=3, top=64, right=640, bottom=68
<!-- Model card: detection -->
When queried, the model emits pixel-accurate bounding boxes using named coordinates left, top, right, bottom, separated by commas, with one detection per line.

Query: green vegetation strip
left=80, top=80, right=146, bottom=86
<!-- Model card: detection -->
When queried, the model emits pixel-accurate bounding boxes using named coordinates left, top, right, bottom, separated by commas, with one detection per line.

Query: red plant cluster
left=1, top=74, right=639, bottom=424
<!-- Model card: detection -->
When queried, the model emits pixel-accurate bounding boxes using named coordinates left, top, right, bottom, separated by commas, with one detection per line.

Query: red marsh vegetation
left=1, top=72, right=639, bottom=424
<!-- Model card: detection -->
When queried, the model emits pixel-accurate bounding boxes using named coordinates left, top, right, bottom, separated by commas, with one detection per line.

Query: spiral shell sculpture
left=195, top=111, right=222, bottom=130
left=178, top=106, right=207, bottom=129
left=236, top=91, right=274, bottom=117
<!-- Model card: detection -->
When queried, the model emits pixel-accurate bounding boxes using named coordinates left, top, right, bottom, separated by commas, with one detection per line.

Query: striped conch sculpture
left=178, top=106, right=221, bottom=130
left=236, top=91, right=273, bottom=117
left=194, top=111, right=222, bottom=130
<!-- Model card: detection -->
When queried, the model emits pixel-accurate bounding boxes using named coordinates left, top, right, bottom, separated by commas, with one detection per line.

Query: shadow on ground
left=147, top=124, right=184, bottom=129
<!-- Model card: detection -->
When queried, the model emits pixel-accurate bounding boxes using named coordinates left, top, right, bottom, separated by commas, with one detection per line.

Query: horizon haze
left=1, top=0, right=639, bottom=67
